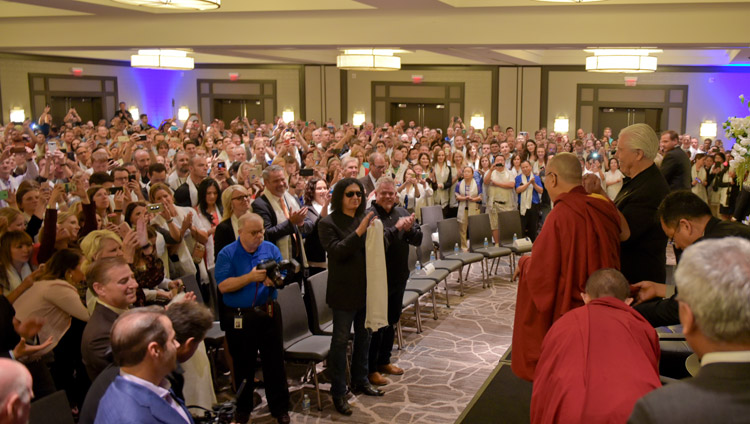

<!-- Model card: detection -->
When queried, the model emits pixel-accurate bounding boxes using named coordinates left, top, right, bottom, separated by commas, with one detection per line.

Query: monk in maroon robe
left=531, top=269, right=661, bottom=423
left=511, top=152, right=627, bottom=381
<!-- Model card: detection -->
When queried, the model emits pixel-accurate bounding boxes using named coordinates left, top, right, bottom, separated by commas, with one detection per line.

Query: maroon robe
left=530, top=297, right=661, bottom=424
left=511, top=186, right=621, bottom=381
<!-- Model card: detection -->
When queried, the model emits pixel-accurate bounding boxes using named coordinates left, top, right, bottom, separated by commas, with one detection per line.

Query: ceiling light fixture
left=112, top=0, right=220, bottom=10
left=337, top=49, right=401, bottom=71
left=131, top=49, right=194, bottom=70
left=585, top=48, right=662, bottom=73
left=534, top=0, right=604, bottom=3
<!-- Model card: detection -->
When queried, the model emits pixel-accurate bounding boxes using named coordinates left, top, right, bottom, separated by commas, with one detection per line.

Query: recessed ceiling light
left=111, top=0, right=220, bottom=11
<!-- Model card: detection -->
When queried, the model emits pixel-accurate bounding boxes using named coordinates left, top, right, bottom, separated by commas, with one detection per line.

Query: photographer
left=214, top=212, right=290, bottom=424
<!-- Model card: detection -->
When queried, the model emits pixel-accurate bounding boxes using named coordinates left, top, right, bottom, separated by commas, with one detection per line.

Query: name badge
left=233, top=315, right=243, bottom=329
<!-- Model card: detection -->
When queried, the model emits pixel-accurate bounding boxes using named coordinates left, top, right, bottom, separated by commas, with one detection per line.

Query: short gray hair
left=369, top=152, right=384, bottom=164
left=375, top=176, right=396, bottom=192
left=618, top=123, right=658, bottom=160
left=262, top=164, right=284, bottom=181
left=341, top=156, right=359, bottom=169
left=675, top=237, right=750, bottom=344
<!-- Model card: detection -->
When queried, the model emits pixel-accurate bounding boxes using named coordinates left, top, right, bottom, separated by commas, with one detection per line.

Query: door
left=598, top=107, right=663, bottom=136
left=49, top=96, right=104, bottom=124
left=390, top=102, right=448, bottom=128
left=213, top=98, right=264, bottom=124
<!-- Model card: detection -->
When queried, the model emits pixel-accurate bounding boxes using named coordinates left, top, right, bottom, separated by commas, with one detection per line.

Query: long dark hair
left=303, top=178, right=325, bottom=206
left=330, top=177, right=365, bottom=216
left=197, top=178, right=223, bottom=223
left=37, top=249, right=83, bottom=281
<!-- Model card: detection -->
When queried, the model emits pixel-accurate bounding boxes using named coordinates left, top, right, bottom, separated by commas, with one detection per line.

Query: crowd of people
left=1, top=100, right=749, bottom=423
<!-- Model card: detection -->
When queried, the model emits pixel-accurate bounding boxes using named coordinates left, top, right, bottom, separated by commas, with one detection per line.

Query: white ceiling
left=1, top=0, right=749, bottom=66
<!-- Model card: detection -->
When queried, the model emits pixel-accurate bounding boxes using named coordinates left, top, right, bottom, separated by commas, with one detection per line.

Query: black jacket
left=213, top=218, right=235, bottom=261
left=318, top=212, right=367, bottom=310
left=173, top=182, right=192, bottom=207
left=0, top=296, right=19, bottom=358
left=303, top=204, right=326, bottom=264
left=252, top=194, right=311, bottom=261
left=368, top=203, right=423, bottom=290
left=660, top=148, right=691, bottom=192
left=81, top=302, right=119, bottom=381
left=615, top=163, right=670, bottom=284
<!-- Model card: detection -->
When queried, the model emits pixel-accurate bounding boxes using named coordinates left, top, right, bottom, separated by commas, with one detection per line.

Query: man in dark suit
left=659, top=130, right=691, bottom=191
left=174, top=156, right=208, bottom=207
left=629, top=237, right=750, bottom=423
left=614, top=124, right=670, bottom=285
left=359, top=152, right=387, bottom=198
left=251, top=165, right=309, bottom=267
left=81, top=257, right=139, bottom=381
left=366, top=177, right=422, bottom=386
left=632, top=191, right=750, bottom=327
left=95, top=308, right=194, bottom=424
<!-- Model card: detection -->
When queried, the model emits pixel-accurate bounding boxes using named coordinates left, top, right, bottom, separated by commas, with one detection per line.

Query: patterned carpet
left=246, top=258, right=518, bottom=424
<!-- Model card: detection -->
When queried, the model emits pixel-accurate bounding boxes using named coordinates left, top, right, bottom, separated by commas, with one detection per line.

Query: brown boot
left=378, top=363, right=405, bottom=376
left=368, top=371, right=389, bottom=386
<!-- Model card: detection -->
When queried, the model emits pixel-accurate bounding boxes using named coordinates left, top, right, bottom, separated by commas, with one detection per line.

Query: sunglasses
left=232, top=195, right=250, bottom=201
left=345, top=191, right=363, bottom=198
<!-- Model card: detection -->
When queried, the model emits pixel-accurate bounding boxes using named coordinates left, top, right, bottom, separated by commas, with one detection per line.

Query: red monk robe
left=530, top=297, right=661, bottom=424
left=511, top=186, right=621, bottom=381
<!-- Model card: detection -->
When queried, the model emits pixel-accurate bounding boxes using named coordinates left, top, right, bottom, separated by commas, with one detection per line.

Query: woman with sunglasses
left=318, top=178, right=382, bottom=416
left=214, top=185, right=252, bottom=260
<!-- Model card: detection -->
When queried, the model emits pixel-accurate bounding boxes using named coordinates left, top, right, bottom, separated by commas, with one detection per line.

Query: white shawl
left=365, top=219, right=388, bottom=331
left=519, top=173, right=533, bottom=217
left=456, top=178, right=479, bottom=223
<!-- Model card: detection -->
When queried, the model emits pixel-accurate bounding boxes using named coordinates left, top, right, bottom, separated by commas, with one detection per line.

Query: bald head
left=0, top=358, right=33, bottom=424
left=547, top=152, right=582, bottom=184
left=238, top=212, right=263, bottom=229
left=585, top=268, right=630, bottom=301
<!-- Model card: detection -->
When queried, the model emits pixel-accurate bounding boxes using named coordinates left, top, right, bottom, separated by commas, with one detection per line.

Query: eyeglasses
left=345, top=191, right=363, bottom=198
left=232, top=195, right=250, bottom=201
left=249, top=228, right=265, bottom=237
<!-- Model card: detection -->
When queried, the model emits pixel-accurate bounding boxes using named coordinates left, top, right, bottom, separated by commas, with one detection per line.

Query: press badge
left=234, top=314, right=243, bottom=329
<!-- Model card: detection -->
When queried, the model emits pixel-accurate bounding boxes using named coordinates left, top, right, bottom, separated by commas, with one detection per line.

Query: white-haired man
left=629, top=237, right=750, bottom=423
left=613, top=124, right=670, bottom=285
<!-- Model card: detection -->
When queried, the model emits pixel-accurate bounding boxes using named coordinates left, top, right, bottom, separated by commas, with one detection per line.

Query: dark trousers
left=224, top=303, right=289, bottom=417
left=634, top=296, right=680, bottom=327
left=50, top=318, right=90, bottom=408
left=520, top=203, right=541, bottom=242
left=369, top=284, right=406, bottom=373
left=329, top=307, right=370, bottom=398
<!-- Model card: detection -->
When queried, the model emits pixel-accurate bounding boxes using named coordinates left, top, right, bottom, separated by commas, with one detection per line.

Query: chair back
left=498, top=210, right=523, bottom=245
left=437, top=218, right=461, bottom=256
left=468, top=214, right=492, bottom=252
left=420, top=205, right=443, bottom=233
left=418, top=224, right=435, bottom=264
left=408, top=245, right=418, bottom=272
left=277, top=283, right=313, bottom=350
left=181, top=273, right=203, bottom=304
left=304, top=270, right=333, bottom=334
left=29, top=390, right=74, bottom=424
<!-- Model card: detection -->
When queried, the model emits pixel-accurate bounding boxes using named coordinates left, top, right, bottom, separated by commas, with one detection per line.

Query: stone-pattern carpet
left=247, top=258, right=517, bottom=423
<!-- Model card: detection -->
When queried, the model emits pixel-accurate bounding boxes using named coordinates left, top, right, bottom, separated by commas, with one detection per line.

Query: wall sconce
left=178, top=106, right=190, bottom=121
left=282, top=110, right=295, bottom=123
left=554, top=117, right=569, bottom=133
left=10, top=108, right=26, bottom=123
left=469, top=115, right=484, bottom=130
left=129, top=106, right=140, bottom=120
left=352, top=112, right=366, bottom=126
left=699, top=121, right=717, bottom=138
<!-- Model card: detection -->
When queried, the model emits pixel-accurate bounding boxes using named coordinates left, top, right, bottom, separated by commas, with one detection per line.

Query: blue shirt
left=215, top=240, right=282, bottom=308
left=515, top=174, right=543, bottom=205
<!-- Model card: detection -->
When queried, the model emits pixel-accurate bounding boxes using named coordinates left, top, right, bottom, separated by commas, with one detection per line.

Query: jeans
left=329, top=307, right=370, bottom=398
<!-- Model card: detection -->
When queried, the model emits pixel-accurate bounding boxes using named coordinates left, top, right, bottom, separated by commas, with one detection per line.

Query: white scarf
left=4, top=263, right=31, bottom=293
left=188, top=177, right=199, bottom=206
left=456, top=178, right=479, bottom=223
left=365, top=219, right=388, bottom=331
left=519, top=173, right=533, bottom=217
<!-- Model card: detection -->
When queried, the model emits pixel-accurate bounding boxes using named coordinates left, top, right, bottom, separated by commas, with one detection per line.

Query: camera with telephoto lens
left=256, top=258, right=300, bottom=288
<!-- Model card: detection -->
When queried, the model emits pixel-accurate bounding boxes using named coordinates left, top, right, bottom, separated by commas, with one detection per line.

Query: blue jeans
left=329, top=307, right=370, bottom=398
